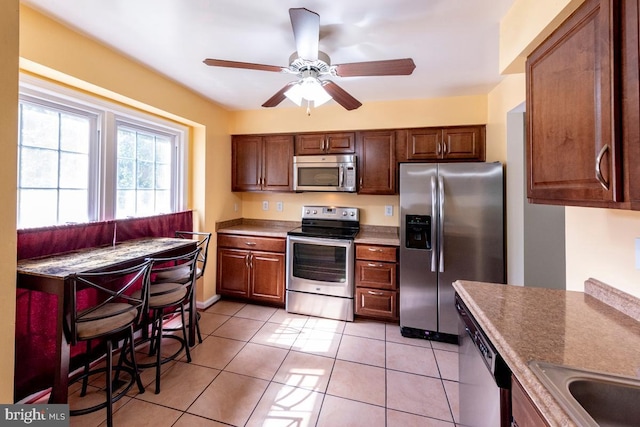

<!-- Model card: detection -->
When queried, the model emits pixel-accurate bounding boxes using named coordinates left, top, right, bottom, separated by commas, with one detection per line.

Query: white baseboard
left=197, top=294, right=221, bottom=310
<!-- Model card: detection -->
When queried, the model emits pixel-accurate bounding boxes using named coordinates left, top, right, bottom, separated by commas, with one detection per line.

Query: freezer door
left=399, top=163, right=439, bottom=332
left=438, top=162, right=505, bottom=335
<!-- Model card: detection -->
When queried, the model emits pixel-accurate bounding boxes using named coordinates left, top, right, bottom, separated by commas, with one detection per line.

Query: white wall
left=506, top=107, right=566, bottom=288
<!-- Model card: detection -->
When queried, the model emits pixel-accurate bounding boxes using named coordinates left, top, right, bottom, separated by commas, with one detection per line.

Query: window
left=17, top=77, right=187, bottom=229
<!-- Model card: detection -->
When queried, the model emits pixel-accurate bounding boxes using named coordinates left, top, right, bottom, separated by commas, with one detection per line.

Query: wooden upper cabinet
left=232, top=135, right=262, bottom=191
left=295, top=132, right=355, bottom=155
left=232, top=134, right=293, bottom=192
left=402, top=126, right=486, bottom=162
left=526, top=0, right=621, bottom=206
left=357, top=130, right=396, bottom=195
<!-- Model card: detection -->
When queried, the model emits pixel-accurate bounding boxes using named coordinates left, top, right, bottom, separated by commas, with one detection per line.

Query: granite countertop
left=453, top=279, right=640, bottom=427
left=216, top=219, right=400, bottom=245
left=355, top=226, right=399, bottom=246
left=216, top=219, right=299, bottom=238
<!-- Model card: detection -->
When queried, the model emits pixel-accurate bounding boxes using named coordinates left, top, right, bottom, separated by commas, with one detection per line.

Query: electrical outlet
left=276, top=201, right=283, bottom=212
left=262, top=201, right=269, bottom=211
left=385, top=205, right=393, bottom=216
left=234, top=203, right=238, bottom=212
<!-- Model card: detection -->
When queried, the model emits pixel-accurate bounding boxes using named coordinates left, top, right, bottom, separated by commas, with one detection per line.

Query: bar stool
left=67, top=260, right=152, bottom=427
left=154, top=231, right=211, bottom=344
left=133, top=247, right=201, bottom=394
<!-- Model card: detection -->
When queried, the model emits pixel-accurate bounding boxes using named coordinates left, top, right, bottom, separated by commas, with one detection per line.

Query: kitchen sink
left=529, top=361, right=640, bottom=426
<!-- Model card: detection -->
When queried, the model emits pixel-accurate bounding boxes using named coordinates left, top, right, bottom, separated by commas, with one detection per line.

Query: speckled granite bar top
left=355, top=226, right=399, bottom=246
left=17, top=237, right=195, bottom=279
left=216, top=219, right=300, bottom=238
left=453, top=279, right=640, bottom=427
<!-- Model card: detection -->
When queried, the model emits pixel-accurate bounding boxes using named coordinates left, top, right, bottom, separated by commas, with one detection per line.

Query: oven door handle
left=287, top=235, right=353, bottom=247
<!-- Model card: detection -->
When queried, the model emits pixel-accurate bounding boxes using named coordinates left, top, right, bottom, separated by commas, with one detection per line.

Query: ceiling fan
left=203, top=8, right=416, bottom=111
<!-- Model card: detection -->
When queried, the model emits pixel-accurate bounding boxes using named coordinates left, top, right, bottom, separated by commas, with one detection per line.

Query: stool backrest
left=175, top=231, right=211, bottom=278
left=68, top=260, right=152, bottom=345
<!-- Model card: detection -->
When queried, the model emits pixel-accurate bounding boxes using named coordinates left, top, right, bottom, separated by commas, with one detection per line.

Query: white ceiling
left=22, top=0, right=516, bottom=111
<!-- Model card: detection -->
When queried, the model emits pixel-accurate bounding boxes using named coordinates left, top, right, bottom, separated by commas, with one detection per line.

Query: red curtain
left=14, top=211, right=193, bottom=402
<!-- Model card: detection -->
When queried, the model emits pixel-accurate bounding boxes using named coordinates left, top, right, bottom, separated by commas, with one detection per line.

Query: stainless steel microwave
left=293, top=154, right=357, bottom=192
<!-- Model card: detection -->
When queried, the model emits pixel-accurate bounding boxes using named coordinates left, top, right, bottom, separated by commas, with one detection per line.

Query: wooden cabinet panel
left=218, top=234, right=286, bottom=252
left=406, top=128, right=442, bottom=160
left=357, top=130, right=396, bottom=195
left=250, top=251, right=285, bottom=303
left=216, top=234, right=285, bottom=305
left=356, top=260, right=396, bottom=290
left=263, top=135, right=294, bottom=191
left=526, top=0, right=621, bottom=206
left=356, top=245, right=397, bottom=262
left=511, top=376, right=549, bottom=427
left=442, top=126, right=485, bottom=161
left=404, top=126, right=485, bottom=162
left=355, top=288, right=398, bottom=320
left=231, top=134, right=293, bottom=192
left=355, top=243, right=399, bottom=321
left=295, top=132, right=355, bottom=155
left=216, top=248, right=250, bottom=297
left=232, top=135, right=262, bottom=191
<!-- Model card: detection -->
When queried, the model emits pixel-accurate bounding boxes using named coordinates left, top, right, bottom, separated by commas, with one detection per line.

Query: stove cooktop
left=288, top=206, right=360, bottom=239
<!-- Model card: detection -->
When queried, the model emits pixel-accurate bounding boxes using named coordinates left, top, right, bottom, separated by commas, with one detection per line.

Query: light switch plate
left=385, top=205, right=393, bottom=216
left=262, top=201, right=269, bottom=211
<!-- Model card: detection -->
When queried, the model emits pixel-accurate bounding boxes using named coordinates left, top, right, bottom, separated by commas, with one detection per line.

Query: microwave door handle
left=339, top=165, right=344, bottom=188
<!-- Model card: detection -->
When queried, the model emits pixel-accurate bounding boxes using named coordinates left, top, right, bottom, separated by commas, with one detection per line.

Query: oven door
left=286, top=235, right=354, bottom=298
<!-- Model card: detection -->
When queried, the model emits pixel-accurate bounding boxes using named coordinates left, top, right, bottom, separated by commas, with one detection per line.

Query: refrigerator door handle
left=431, top=176, right=437, bottom=273
left=438, top=175, right=445, bottom=272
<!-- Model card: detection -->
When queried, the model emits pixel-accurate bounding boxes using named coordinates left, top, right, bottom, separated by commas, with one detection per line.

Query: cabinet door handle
left=248, top=254, right=253, bottom=269
left=245, top=254, right=250, bottom=268
left=367, top=290, right=384, bottom=296
left=367, top=262, right=383, bottom=267
left=368, top=248, right=383, bottom=252
left=595, top=144, right=610, bottom=191
left=436, top=142, right=441, bottom=155
left=245, top=242, right=257, bottom=246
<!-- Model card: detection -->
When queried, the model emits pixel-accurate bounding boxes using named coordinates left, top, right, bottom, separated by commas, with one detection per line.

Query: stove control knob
left=350, top=211, right=355, bottom=216
left=305, top=209, right=310, bottom=214
left=342, top=211, right=347, bottom=216
left=313, top=210, right=317, bottom=214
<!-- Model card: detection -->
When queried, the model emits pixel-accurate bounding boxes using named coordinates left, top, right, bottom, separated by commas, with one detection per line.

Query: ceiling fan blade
left=289, top=8, right=319, bottom=61
left=322, top=80, right=362, bottom=111
left=334, top=58, right=416, bottom=77
left=262, top=82, right=298, bottom=108
left=203, top=58, right=284, bottom=73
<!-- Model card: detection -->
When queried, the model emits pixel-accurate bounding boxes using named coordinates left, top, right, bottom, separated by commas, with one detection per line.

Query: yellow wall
left=19, top=4, right=238, bottom=306
left=500, top=0, right=585, bottom=73
left=0, top=0, right=18, bottom=403
left=232, top=95, right=490, bottom=226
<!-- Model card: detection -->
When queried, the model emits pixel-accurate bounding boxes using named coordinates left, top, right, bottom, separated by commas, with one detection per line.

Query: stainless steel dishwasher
left=456, top=294, right=511, bottom=427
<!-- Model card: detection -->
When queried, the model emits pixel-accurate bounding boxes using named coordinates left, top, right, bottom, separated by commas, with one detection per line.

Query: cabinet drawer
left=356, top=260, right=396, bottom=290
left=356, top=244, right=397, bottom=262
left=217, top=234, right=285, bottom=253
left=355, top=288, right=398, bottom=320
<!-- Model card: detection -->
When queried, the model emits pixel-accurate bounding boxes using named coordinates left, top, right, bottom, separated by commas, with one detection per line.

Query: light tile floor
left=69, top=300, right=460, bottom=427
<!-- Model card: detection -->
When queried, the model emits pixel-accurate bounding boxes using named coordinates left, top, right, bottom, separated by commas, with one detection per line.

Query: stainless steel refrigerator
left=399, top=162, right=505, bottom=342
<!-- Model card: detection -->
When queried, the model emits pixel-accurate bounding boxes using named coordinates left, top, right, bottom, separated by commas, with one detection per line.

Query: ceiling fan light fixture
left=284, top=76, right=332, bottom=107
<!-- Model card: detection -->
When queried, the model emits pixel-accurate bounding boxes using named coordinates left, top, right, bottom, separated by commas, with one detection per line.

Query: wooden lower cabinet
left=511, top=375, right=549, bottom=427
left=355, top=244, right=399, bottom=321
left=216, top=234, right=285, bottom=306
